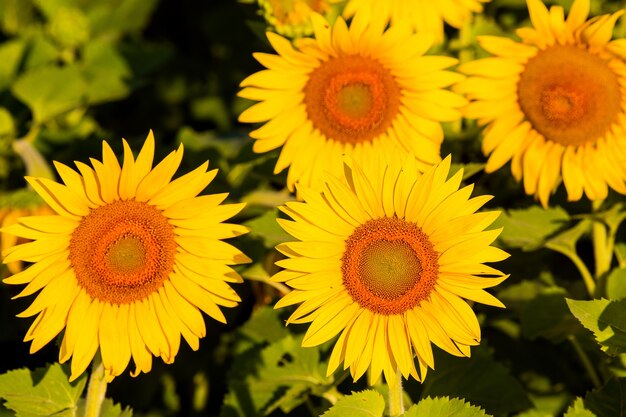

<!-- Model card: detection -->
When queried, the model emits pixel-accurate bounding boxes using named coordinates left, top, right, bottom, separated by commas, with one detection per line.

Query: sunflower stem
left=388, top=369, right=404, bottom=417
left=568, top=335, right=601, bottom=389
left=83, top=354, right=107, bottom=417
left=592, top=200, right=612, bottom=284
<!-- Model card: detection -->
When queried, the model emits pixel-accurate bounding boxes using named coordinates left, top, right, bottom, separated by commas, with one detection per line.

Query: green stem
left=388, top=369, right=404, bottom=417
left=568, top=251, right=596, bottom=297
left=548, top=245, right=595, bottom=297
left=83, top=354, right=107, bottom=417
left=592, top=200, right=611, bottom=281
left=568, top=335, right=601, bottom=389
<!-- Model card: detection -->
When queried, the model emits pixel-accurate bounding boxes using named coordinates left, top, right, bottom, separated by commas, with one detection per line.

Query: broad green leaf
left=23, top=36, right=59, bottom=70
left=82, top=40, right=130, bottom=105
left=47, top=6, right=90, bottom=48
left=515, top=410, right=555, bottom=417
left=0, top=39, right=25, bottom=91
left=87, top=0, right=159, bottom=37
left=564, top=398, right=596, bottom=417
left=583, top=378, right=626, bottom=417
left=76, top=399, right=133, bottom=417
left=321, top=390, right=385, bottom=417
left=405, top=397, right=490, bottom=417
left=566, top=298, right=626, bottom=356
left=544, top=219, right=592, bottom=260
left=0, top=363, right=87, bottom=417
left=220, top=334, right=331, bottom=417
left=236, top=305, right=289, bottom=346
left=495, top=206, right=569, bottom=251
left=521, top=287, right=584, bottom=343
left=606, top=268, right=626, bottom=300
left=243, top=209, right=292, bottom=248
left=0, top=0, right=36, bottom=34
left=12, top=65, right=86, bottom=123
left=420, top=346, right=532, bottom=415
left=0, top=107, right=15, bottom=137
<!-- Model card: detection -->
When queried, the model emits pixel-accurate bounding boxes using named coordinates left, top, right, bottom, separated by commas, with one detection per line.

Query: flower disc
left=342, top=217, right=438, bottom=315
left=70, top=199, right=176, bottom=305
left=304, top=55, right=401, bottom=144
left=517, top=45, right=620, bottom=147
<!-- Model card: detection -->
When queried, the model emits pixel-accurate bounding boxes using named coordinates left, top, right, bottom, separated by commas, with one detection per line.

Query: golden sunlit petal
left=1, top=131, right=249, bottom=381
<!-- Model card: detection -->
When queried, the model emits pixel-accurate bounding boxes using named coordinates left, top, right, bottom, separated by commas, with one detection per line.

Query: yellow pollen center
left=69, top=199, right=177, bottom=305
left=359, top=240, right=422, bottom=300
left=335, top=84, right=373, bottom=119
left=342, top=217, right=439, bottom=315
left=517, top=45, right=621, bottom=147
left=304, top=55, right=401, bottom=144
left=105, top=236, right=146, bottom=274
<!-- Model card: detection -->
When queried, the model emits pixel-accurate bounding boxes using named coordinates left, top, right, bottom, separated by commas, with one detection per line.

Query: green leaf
left=544, top=219, right=592, bottom=260
left=321, top=390, right=385, bottom=417
left=420, top=346, right=532, bottom=415
left=405, top=397, right=491, bottom=417
left=0, top=107, right=15, bottom=137
left=243, top=209, right=292, bottom=249
left=495, top=206, right=569, bottom=251
left=583, top=378, right=626, bottom=417
left=521, top=287, right=584, bottom=343
left=566, top=298, right=626, bottom=356
left=606, top=268, right=626, bottom=300
left=0, top=363, right=87, bottom=417
left=0, top=39, right=26, bottom=91
left=564, top=398, right=596, bottom=417
left=12, top=65, right=86, bottom=123
left=236, top=305, right=289, bottom=346
left=76, top=398, right=133, bottom=417
left=220, top=334, right=332, bottom=417
left=87, top=0, right=159, bottom=37
left=82, top=40, right=130, bottom=105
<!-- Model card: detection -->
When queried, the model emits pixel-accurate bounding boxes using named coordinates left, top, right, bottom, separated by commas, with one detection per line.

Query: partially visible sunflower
left=341, top=0, right=491, bottom=44
left=257, top=0, right=340, bottom=38
left=272, top=155, right=508, bottom=386
left=455, top=0, right=626, bottom=206
left=238, top=8, right=466, bottom=194
left=0, top=190, right=54, bottom=277
left=1, top=131, right=250, bottom=381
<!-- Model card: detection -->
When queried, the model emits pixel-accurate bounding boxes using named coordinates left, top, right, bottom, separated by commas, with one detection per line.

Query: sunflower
left=1, top=131, right=250, bottom=381
left=272, top=155, right=508, bottom=386
left=341, top=0, right=490, bottom=44
left=455, top=0, right=626, bottom=207
left=238, top=8, right=466, bottom=194
left=256, top=0, right=339, bottom=38
left=0, top=189, right=54, bottom=277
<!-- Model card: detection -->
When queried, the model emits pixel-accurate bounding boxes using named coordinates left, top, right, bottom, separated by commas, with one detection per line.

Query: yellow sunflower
left=1, top=131, right=250, bottom=381
left=455, top=0, right=626, bottom=207
left=342, top=0, right=490, bottom=44
left=238, top=8, right=466, bottom=194
left=272, top=155, right=508, bottom=386
left=0, top=190, right=54, bottom=277
left=257, top=0, right=339, bottom=38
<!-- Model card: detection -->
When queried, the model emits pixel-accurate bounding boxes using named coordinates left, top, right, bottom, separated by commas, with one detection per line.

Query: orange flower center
left=341, top=217, right=439, bottom=315
left=304, top=55, right=401, bottom=144
left=517, top=45, right=621, bottom=147
left=69, top=199, right=177, bottom=305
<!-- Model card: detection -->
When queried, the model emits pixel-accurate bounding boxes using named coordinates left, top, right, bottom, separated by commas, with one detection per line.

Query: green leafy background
left=1, top=0, right=626, bottom=416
